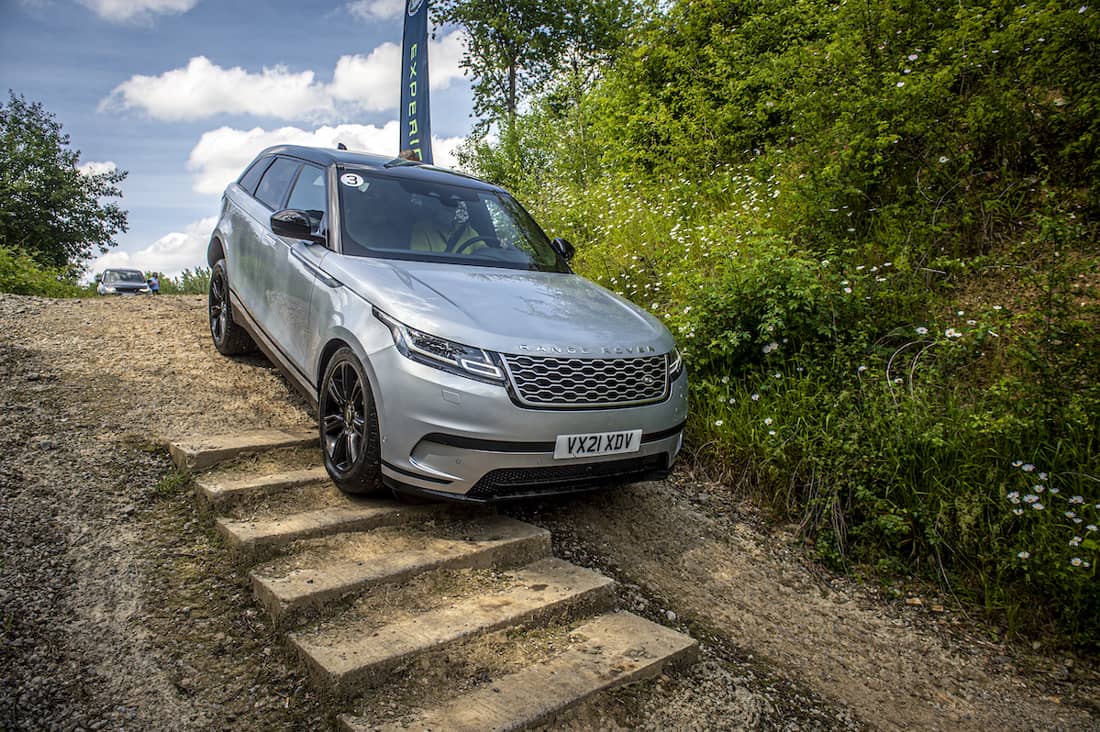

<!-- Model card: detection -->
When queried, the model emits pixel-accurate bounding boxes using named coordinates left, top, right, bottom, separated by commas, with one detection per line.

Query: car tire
left=319, top=347, right=387, bottom=496
left=208, top=259, right=255, bottom=355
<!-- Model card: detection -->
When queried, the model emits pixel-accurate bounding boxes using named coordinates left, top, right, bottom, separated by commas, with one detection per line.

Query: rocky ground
left=1, top=294, right=1097, bottom=731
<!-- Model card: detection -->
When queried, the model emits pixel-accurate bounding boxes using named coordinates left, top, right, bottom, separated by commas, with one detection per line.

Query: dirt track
left=1, top=294, right=1097, bottom=731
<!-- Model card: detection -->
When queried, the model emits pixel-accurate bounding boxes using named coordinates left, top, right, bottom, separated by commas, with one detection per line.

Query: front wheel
left=320, top=348, right=386, bottom=496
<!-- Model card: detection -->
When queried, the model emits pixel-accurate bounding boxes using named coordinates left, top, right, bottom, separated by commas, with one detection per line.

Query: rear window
left=254, top=158, right=301, bottom=210
left=238, top=157, right=271, bottom=195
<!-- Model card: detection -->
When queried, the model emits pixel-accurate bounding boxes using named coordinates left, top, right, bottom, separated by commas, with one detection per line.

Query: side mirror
left=551, top=237, right=575, bottom=261
left=271, top=209, right=325, bottom=244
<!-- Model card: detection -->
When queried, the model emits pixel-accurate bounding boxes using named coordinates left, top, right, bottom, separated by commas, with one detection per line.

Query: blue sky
left=0, top=0, right=474, bottom=277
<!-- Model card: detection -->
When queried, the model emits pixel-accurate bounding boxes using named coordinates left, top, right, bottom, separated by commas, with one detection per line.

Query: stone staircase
left=171, top=429, right=698, bottom=730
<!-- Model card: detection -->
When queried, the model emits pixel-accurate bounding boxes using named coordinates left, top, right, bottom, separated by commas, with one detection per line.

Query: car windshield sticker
left=340, top=173, right=364, bottom=187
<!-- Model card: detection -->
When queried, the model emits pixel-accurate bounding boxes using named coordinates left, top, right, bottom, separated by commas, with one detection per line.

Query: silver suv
left=207, top=145, right=687, bottom=501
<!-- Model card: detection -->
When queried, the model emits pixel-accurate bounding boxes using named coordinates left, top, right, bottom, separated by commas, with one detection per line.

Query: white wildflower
left=751, top=393, right=760, bottom=401
left=1017, top=551, right=1030, bottom=560
left=714, top=420, right=724, bottom=427
left=1033, top=502, right=1044, bottom=510
left=1022, top=464, right=1035, bottom=472
left=945, top=328, right=962, bottom=338
left=1069, top=495, right=1085, bottom=504
left=764, top=417, right=774, bottom=426
left=1071, top=557, right=1083, bottom=567
left=1023, top=494, right=1039, bottom=503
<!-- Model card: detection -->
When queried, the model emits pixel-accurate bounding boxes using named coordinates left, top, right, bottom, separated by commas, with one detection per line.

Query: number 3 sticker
left=340, top=173, right=364, bottom=187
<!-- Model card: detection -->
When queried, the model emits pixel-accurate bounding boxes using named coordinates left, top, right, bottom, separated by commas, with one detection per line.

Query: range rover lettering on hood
left=519, top=344, right=658, bottom=355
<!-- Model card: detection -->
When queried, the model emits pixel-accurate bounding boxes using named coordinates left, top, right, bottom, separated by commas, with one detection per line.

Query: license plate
left=553, top=429, right=643, bottom=460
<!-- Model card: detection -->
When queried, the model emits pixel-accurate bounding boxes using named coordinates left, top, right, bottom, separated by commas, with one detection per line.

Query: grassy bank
left=463, top=0, right=1100, bottom=643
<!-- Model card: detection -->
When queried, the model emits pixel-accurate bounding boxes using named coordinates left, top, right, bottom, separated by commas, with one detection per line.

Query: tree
left=0, top=92, right=128, bottom=270
left=434, top=0, right=638, bottom=132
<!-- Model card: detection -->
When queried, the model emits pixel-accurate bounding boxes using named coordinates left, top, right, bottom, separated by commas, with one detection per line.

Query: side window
left=237, top=156, right=272, bottom=195
left=254, top=158, right=301, bottom=210
left=286, top=164, right=327, bottom=217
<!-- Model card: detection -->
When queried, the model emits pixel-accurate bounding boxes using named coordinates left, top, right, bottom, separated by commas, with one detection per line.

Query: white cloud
left=102, top=32, right=466, bottom=122
left=187, top=124, right=463, bottom=195
left=77, top=160, right=117, bottom=176
left=102, top=56, right=334, bottom=121
left=89, top=216, right=217, bottom=279
left=347, top=0, right=404, bottom=20
left=77, top=0, right=199, bottom=23
left=328, top=44, right=401, bottom=112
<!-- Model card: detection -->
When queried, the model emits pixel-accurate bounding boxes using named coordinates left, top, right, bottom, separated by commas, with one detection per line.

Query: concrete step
left=168, top=428, right=316, bottom=472
left=195, top=466, right=330, bottom=508
left=339, top=612, right=699, bottom=732
left=290, top=558, right=615, bottom=695
left=251, top=516, right=551, bottom=624
left=216, top=499, right=435, bottom=558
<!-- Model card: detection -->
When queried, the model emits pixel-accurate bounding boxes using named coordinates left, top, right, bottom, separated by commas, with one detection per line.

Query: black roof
left=255, top=144, right=500, bottom=192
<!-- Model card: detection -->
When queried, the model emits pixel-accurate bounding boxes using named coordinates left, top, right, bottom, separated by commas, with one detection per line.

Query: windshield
left=336, top=168, right=568, bottom=273
left=104, top=270, right=146, bottom=284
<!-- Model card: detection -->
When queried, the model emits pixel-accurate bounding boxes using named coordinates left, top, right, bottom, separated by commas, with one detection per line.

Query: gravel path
left=1, top=294, right=1096, bottom=731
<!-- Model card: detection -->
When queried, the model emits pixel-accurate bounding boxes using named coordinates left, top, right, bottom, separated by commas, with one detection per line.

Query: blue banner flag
left=399, top=0, right=433, bottom=164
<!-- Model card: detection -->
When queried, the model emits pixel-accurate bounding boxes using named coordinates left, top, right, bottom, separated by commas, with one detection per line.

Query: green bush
left=458, top=0, right=1100, bottom=642
left=0, top=245, right=84, bottom=297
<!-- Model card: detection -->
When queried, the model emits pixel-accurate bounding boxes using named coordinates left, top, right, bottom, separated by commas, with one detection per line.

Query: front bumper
left=370, top=344, right=688, bottom=501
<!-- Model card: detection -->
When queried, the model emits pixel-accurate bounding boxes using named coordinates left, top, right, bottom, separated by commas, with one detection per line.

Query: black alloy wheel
left=320, top=347, right=385, bottom=495
left=208, top=259, right=254, bottom=355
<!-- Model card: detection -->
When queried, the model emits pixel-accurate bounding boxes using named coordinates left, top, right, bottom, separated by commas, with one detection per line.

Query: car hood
left=323, top=257, right=675, bottom=356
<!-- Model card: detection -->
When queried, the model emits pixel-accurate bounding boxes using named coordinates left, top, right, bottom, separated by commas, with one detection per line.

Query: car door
left=225, top=155, right=272, bottom=315
left=237, top=156, right=300, bottom=345
left=269, top=162, right=331, bottom=380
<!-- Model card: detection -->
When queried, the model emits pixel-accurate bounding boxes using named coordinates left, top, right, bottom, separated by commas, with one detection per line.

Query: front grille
left=468, top=454, right=668, bottom=500
left=502, top=353, right=668, bottom=408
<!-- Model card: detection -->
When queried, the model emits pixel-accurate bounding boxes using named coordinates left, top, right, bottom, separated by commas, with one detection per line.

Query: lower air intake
left=467, top=454, right=668, bottom=500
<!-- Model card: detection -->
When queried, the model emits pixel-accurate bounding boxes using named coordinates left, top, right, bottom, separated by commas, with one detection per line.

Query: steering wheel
left=450, top=235, right=501, bottom=254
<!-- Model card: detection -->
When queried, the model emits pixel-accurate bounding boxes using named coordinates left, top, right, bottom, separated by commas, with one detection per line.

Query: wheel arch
left=207, top=235, right=225, bottom=268
left=316, top=331, right=382, bottom=405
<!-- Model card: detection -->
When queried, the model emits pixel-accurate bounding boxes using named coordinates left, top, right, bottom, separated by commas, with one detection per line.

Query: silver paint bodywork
left=212, top=147, right=687, bottom=497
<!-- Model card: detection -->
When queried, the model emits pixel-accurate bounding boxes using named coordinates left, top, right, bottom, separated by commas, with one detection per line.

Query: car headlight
left=668, top=347, right=684, bottom=380
left=373, top=308, right=505, bottom=385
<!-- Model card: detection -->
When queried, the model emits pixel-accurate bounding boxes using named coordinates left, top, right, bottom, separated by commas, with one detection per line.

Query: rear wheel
left=208, top=259, right=255, bottom=355
left=320, top=348, right=386, bottom=496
